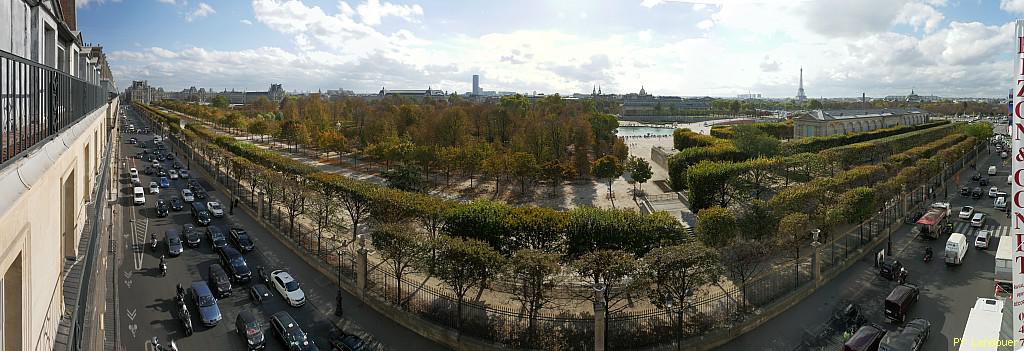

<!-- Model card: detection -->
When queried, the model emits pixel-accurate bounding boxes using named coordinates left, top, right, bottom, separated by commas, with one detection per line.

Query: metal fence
left=0, top=50, right=107, bottom=168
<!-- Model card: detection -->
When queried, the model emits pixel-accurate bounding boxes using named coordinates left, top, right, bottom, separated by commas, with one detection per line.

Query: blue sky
left=75, top=0, right=1024, bottom=97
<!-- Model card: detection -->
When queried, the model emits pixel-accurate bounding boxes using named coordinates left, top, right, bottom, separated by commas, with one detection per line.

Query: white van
left=133, top=187, right=146, bottom=205
left=988, top=166, right=997, bottom=176
left=945, top=233, right=968, bottom=265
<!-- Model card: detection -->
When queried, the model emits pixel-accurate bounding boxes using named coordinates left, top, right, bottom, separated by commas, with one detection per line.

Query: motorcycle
left=923, top=248, right=933, bottom=262
left=159, top=255, right=167, bottom=277
left=151, top=234, right=158, bottom=252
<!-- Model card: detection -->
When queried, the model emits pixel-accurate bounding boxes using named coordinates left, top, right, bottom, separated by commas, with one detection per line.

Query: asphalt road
left=717, top=143, right=1014, bottom=351
left=113, top=108, right=450, bottom=351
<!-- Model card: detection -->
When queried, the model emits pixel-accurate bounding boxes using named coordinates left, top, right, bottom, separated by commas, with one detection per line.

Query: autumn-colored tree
left=590, top=155, right=623, bottom=199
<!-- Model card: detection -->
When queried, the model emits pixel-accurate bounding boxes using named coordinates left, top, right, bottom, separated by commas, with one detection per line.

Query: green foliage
left=961, top=122, right=993, bottom=140
left=781, top=121, right=950, bottom=155
left=381, top=163, right=427, bottom=193
left=563, top=207, right=685, bottom=259
left=738, top=200, right=778, bottom=241
left=710, top=121, right=793, bottom=140
left=628, top=157, right=653, bottom=194
left=695, top=206, right=737, bottom=248
left=685, top=160, right=739, bottom=211
left=672, top=128, right=719, bottom=150
left=506, top=249, right=561, bottom=329
left=731, top=125, right=781, bottom=157
left=643, top=242, right=723, bottom=308
left=667, top=141, right=743, bottom=190
left=776, top=212, right=810, bottom=252
left=591, top=155, right=624, bottom=194
left=211, top=95, right=230, bottom=108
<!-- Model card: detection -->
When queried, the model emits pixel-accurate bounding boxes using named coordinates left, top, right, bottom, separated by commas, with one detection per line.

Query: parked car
left=230, top=227, right=255, bottom=252
left=249, top=284, right=273, bottom=305
left=218, top=246, right=252, bottom=283
left=156, top=198, right=169, bottom=217
left=182, top=188, right=195, bottom=202
left=133, top=187, right=146, bottom=205
left=884, top=283, right=920, bottom=323
left=328, top=330, right=367, bottom=351
left=236, top=310, right=267, bottom=350
left=190, top=281, right=222, bottom=327
left=149, top=181, right=160, bottom=194
left=207, top=226, right=229, bottom=249
left=271, top=270, right=307, bottom=307
left=129, top=167, right=139, bottom=177
left=208, top=201, right=225, bottom=218
left=879, top=257, right=905, bottom=281
left=183, top=224, right=201, bottom=248
left=165, top=229, right=184, bottom=257
left=207, top=264, right=233, bottom=298
left=958, top=206, right=974, bottom=220
left=843, top=324, right=887, bottom=351
left=970, top=213, right=986, bottom=228
left=170, top=196, right=185, bottom=211
left=270, top=311, right=316, bottom=351
left=878, top=318, right=930, bottom=351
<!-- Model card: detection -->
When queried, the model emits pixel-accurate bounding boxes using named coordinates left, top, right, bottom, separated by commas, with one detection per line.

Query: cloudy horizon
left=76, top=0, right=1024, bottom=98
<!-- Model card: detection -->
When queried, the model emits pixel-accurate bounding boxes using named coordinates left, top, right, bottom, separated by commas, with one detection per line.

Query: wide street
left=718, top=132, right=1014, bottom=351
left=112, top=108, right=449, bottom=350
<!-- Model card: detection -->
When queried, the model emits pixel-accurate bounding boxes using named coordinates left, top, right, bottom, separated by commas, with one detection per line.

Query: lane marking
left=126, top=308, right=137, bottom=321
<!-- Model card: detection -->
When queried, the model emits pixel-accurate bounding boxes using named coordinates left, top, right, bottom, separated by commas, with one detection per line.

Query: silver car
left=165, top=229, right=184, bottom=257
left=190, top=281, right=222, bottom=327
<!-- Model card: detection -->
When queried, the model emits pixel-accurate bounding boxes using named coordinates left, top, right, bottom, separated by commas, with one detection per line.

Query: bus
left=957, top=298, right=1004, bottom=351
left=994, top=239, right=1012, bottom=297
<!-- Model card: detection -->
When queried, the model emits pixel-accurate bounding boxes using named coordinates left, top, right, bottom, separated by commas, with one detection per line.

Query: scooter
left=923, top=248, right=933, bottom=262
left=159, top=256, right=167, bottom=277
left=151, top=234, right=158, bottom=252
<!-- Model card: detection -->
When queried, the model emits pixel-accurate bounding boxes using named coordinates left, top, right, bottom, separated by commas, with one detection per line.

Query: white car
left=270, top=270, right=306, bottom=307
left=148, top=181, right=160, bottom=194
left=129, top=167, right=139, bottom=177
left=168, top=169, right=179, bottom=179
left=958, top=206, right=974, bottom=220
left=133, top=187, right=146, bottom=205
left=207, top=201, right=224, bottom=217
left=970, top=213, right=986, bottom=228
left=152, top=161, right=161, bottom=169
left=988, top=186, right=999, bottom=198
left=995, top=196, right=1008, bottom=210
left=179, top=170, right=190, bottom=179
left=975, top=230, right=991, bottom=249
left=988, top=166, right=998, bottom=176
left=181, top=188, right=195, bottom=202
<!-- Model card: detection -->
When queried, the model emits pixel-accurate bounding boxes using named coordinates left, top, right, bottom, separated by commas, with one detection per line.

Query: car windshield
left=210, top=203, right=221, bottom=210
left=246, top=326, right=261, bottom=336
left=198, top=295, right=216, bottom=307
left=285, top=281, right=300, bottom=291
left=287, top=328, right=307, bottom=343
left=238, top=234, right=251, bottom=243
left=169, top=238, right=181, bottom=245
left=231, top=257, right=248, bottom=271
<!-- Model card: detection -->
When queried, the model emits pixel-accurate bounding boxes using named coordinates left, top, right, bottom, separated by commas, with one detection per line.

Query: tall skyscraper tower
left=796, top=67, right=807, bottom=102
left=472, top=75, right=480, bottom=95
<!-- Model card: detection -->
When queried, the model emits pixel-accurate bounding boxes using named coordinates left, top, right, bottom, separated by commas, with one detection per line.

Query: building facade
left=620, top=87, right=712, bottom=116
left=0, top=1, right=117, bottom=350
left=790, top=108, right=929, bottom=139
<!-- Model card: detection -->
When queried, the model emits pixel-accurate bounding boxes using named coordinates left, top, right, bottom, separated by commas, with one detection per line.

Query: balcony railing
left=1, top=49, right=107, bottom=168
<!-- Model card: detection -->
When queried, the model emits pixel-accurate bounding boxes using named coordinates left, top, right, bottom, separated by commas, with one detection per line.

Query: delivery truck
left=945, top=233, right=967, bottom=265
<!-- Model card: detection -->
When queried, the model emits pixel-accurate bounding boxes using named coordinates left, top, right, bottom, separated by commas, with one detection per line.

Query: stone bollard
left=811, top=241, right=822, bottom=287
left=593, top=284, right=606, bottom=351
left=356, top=238, right=369, bottom=299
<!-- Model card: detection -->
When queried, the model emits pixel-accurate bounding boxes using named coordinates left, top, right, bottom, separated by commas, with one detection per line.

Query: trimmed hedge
left=781, top=120, right=949, bottom=155
left=710, top=121, right=793, bottom=140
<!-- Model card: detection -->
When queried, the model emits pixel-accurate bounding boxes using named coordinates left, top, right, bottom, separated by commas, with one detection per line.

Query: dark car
left=156, top=198, right=169, bottom=217
left=174, top=161, right=183, bottom=169
left=194, top=188, right=209, bottom=200
left=328, top=329, right=367, bottom=351
left=879, top=257, right=904, bottom=281
left=971, top=173, right=981, bottom=181
left=188, top=179, right=202, bottom=189
left=844, top=324, right=887, bottom=351
left=144, top=166, right=154, bottom=175
left=165, top=229, right=184, bottom=257
left=271, top=311, right=317, bottom=351
left=230, top=227, right=255, bottom=252
left=249, top=284, right=273, bottom=305
left=879, top=318, right=930, bottom=351
left=128, top=137, right=138, bottom=144
left=218, top=246, right=252, bottom=283
left=972, top=187, right=983, bottom=199
left=959, top=186, right=970, bottom=197
left=165, top=153, right=175, bottom=161
left=236, top=310, right=267, bottom=350
left=979, top=177, right=989, bottom=186
left=191, top=202, right=212, bottom=226
left=183, top=224, right=201, bottom=247
left=170, top=196, right=185, bottom=211
left=157, top=168, right=168, bottom=177
left=208, top=264, right=233, bottom=298
left=190, top=281, right=222, bottom=327
left=207, top=226, right=228, bottom=249
left=884, top=283, right=920, bottom=323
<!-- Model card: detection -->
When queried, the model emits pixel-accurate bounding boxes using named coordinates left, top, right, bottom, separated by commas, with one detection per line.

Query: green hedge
left=782, top=120, right=949, bottom=155
left=709, top=121, right=793, bottom=140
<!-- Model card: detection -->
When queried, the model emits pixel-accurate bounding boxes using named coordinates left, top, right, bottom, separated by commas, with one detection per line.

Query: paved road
left=717, top=147, right=1013, bottom=351
left=113, top=108, right=450, bottom=350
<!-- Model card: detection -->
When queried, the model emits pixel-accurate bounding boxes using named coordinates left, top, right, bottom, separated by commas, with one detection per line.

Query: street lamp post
left=666, top=297, right=679, bottom=351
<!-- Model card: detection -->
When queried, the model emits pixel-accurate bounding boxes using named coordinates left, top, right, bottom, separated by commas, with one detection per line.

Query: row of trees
left=136, top=102, right=740, bottom=348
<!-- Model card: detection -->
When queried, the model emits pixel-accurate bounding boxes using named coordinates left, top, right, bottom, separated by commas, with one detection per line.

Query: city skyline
left=76, top=0, right=1022, bottom=97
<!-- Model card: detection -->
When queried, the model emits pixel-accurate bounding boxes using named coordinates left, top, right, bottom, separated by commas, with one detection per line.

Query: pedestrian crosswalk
left=949, top=220, right=1010, bottom=237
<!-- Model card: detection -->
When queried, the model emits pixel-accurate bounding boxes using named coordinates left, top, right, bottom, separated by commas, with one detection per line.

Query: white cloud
left=355, top=0, right=424, bottom=26
left=157, top=0, right=176, bottom=4
left=696, top=19, right=714, bottom=30
left=640, top=0, right=663, bottom=8
left=240, top=19, right=253, bottom=25
left=186, top=3, right=215, bottom=22
left=76, top=0, right=122, bottom=7
left=637, top=30, right=653, bottom=42
left=895, top=2, right=945, bottom=32
left=692, top=3, right=706, bottom=10
left=1001, top=0, right=1024, bottom=13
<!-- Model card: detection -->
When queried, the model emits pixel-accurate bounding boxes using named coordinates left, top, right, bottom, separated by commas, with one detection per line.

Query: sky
left=74, top=0, right=1024, bottom=98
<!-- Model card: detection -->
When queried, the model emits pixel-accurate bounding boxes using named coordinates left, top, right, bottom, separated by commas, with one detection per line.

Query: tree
left=317, top=130, right=349, bottom=162
left=738, top=199, right=777, bottom=241
left=542, top=161, right=575, bottom=195
left=571, top=249, right=644, bottom=316
left=509, top=152, right=541, bottom=194
left=337, top=180, right=373, bottom=240
left=777, top=212, right=811, bottom=282
left=695, top=206, right=737, bottom=249
left=211, top=95, right=229, bottom=109
left=808, top=99, right=823, bottom=109
left=371, top=224, right=429, bottom=307
left=433, top=236, right=505, bottom=330
left=381, top=163, right=426, bottom=192
left=719, top=239, right=767, bottom=312
left=506, top=249, right=560, bottom=344
left=628, top=156, right=653, bottom=197
left=962, top=122, right=993, bottom=140
left=643, top=243, right=723, bottom=336
left=278, top=120, right=311, bottom=151
left=590, top=155, right=623, bottom=199
left=437, top=146, right=460, bottom=186
left=731, top=125, right=780, bottom=158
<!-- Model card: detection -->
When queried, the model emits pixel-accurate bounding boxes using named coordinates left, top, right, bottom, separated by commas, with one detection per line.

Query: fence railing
left=0, top=49, right=107, bottom=168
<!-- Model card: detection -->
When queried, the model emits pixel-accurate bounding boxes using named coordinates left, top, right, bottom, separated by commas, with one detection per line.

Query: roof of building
left=797, top=108, right=925, bottom=121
